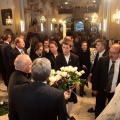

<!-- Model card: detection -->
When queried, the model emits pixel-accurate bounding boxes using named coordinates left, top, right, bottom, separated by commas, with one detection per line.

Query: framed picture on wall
left=1, top=9, right=13, bottom=25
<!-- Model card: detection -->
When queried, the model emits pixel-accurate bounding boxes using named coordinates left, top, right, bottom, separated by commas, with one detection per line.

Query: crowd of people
left=0, top=30, right=120, bottom=120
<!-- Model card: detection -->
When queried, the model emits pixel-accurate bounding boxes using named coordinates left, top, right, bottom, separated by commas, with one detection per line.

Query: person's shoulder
left=56, top=53, right=64, bottom=58
left=70, top=52, right=78, bottom=58
left=48, top=86, right=63, bottom=95
left=103, top=50, right=109, bottom=56
left=11, top=83, right=28, bottom=94
left=99, top=56, right=109, bottom=63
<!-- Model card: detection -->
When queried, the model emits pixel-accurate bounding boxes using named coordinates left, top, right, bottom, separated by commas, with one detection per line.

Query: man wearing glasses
left=92, top=44, right=120, bottom=118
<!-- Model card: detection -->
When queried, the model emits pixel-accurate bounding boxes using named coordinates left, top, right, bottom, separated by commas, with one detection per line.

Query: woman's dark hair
left=50, top=41, right=58, bottom=47
left=35, top=42, right=43, bottom=51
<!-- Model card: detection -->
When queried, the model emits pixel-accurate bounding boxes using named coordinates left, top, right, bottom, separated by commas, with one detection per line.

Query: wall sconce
left=40, top=16, right=46, bottom=32
left=51, top=18, right=56, bottom=32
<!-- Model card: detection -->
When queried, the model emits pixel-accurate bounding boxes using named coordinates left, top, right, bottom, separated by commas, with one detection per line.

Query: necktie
left=105, top=61, right=116, bottom=92
left=21, top=49, right=25, bottom=54
left=96, top=52, right=99, bottom=61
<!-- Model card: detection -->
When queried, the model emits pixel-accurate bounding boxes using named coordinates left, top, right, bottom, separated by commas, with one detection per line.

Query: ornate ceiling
left=59, top=0, right=99, bottom=8
left=41, top=0, right=100, bottom=8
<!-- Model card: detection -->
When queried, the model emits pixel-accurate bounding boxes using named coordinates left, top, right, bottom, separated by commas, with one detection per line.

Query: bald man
left=9, top=37, right=27, bottom=73
left=8, top=54, right=32, bottom=100
left=92, top=44, right=120, bottom=118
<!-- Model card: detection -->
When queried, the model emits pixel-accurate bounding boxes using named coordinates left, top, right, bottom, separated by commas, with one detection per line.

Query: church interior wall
left=0, top=0, right=120, bottom=41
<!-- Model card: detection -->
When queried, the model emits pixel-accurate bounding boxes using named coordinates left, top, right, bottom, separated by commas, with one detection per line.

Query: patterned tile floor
left=0, top=79, right=95, bottom=120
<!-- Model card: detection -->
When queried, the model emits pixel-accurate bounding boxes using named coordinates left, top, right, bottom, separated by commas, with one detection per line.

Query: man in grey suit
left=9, top=58, right=67, bottom=120
left=92, top=44, right=120, bottom=118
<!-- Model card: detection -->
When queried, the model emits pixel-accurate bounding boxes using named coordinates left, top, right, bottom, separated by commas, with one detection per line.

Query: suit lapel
left=104, top=57, right=110, bottom=85
left=68, top=53, right=72, bottom=65
left=117, top=63, right=120, bottom=85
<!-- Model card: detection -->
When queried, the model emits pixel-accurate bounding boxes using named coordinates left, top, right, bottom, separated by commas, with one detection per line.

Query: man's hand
left=87, top=73, right=92, bottom=82
left=92, top=90, right=98, bottom=96
left=64, top=91, right=71, bottom=100
left=82, top=65, right=87, bottom=69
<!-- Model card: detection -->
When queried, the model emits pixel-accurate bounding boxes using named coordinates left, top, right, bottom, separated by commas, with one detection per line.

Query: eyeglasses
left=109, top=51, right=119, bottom=55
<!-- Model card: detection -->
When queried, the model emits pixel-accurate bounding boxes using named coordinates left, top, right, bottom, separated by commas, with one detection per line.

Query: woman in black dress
left=30, top=42, right=46, bottom=61
left=78, top=41, right=91, bottom=97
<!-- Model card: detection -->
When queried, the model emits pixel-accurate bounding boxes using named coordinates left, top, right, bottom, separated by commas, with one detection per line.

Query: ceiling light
left=65, top=2, right=68, bottom=5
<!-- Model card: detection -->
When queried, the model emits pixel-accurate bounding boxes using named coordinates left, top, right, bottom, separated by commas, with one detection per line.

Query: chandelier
left=51, top=18, right=56, bottom=24
left=91, top=13, right=98, bottom=24
left=6, top=15, right=13, bottom=25
left=40, top=16, right=46, bottom=23
left=113, top=7, right=120, bottom=24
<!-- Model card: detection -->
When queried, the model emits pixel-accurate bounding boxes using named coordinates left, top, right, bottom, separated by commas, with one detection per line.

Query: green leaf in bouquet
left=0, top=102, right=8, bottom=116
left=80, top=79, right=88, bottom=87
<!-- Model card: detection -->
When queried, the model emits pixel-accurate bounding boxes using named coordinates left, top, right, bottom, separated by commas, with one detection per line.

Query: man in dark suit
left=92, top=44, right=120, bottom=118
left=8, top=54, right=32, bottom=100
left=9, top=58, right=67, bottom=120
left=55, top=37, right=79, bottom=118
left=88, top=39, right=108, bottom=112
left=55, top=37, right=79, bottom=70
left=9, top=37, right=27, bottom=73
left=90, top=39, right=108, bottom=75
left=1, top=34, right=13, bottom=87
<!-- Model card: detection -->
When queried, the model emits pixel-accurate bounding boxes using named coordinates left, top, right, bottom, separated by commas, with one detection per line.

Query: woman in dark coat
left=47, top=41, right=60, bottom=69
left=78, top=41, right=91, bottom=97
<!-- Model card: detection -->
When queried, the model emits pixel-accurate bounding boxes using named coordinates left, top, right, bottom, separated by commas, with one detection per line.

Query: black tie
left=106, top=61, right=116, bottom=92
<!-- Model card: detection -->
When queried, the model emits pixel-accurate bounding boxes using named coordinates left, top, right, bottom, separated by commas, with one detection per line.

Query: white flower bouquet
left=48, top=66, right=86, bottom=90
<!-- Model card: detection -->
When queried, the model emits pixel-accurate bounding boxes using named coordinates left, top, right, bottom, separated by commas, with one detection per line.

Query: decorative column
left=102, top=0, right=112, bottom=39
left=62, top=21, right=66, bottom=39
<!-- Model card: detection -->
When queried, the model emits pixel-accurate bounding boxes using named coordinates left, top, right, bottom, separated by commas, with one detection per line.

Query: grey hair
left=14, top=54, right=31, bottom=70
left=31, top=58, right=51, bottom=82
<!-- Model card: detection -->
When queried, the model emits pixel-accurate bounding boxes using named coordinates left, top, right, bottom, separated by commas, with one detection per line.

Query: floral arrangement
left=49, top=66, right=86, bottom=90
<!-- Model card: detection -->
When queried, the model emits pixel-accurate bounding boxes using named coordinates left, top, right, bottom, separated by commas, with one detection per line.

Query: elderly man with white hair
left=8, top=54, right=32, bottom=100
left=9, top=58, right=68, bottom=120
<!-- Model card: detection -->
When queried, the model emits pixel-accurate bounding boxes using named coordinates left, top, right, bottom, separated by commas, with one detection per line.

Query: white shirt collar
left=98, top=50, right=105, bottom=58
left=4, top=41, right=9, bottom=44
left=16, top=46, right=23, bottom=53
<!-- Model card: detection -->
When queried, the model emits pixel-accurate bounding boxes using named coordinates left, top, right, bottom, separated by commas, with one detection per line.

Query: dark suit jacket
left=91, top=50, right=108, bottom=74
left=9, top=82, right=67, bottom=120
left=55, top=53, right=79, bottom=70
left=1, top=42, right=13, bottom=86
left=47, top=52, right=61, bottom=69
left=8, top=70, right=31, bottom=100
left=92, top=56, right=120, bottom=91
left=9, top=47, right=27, bottom=73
